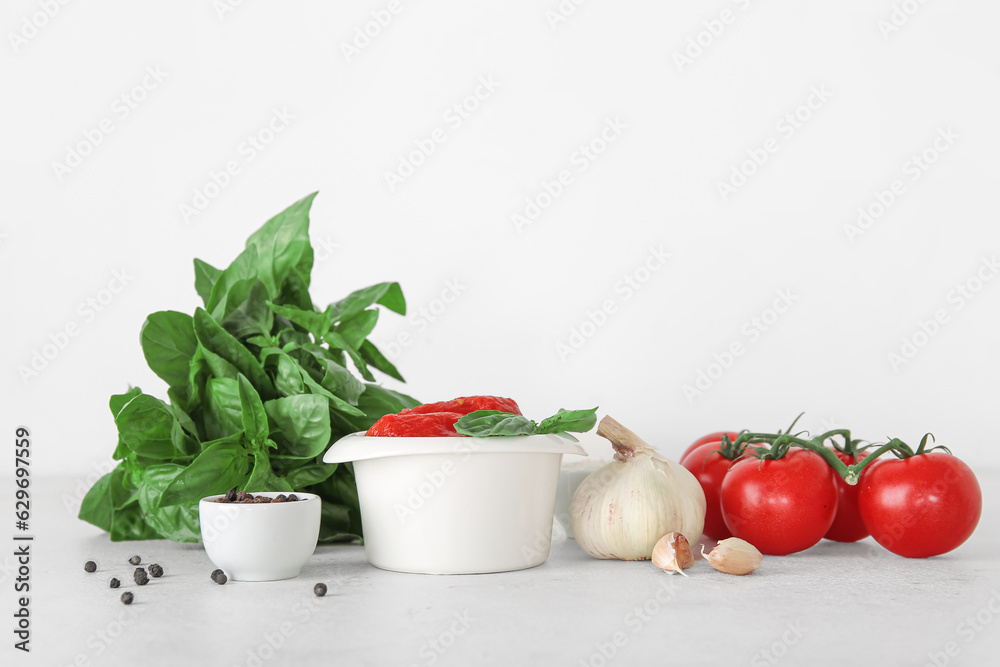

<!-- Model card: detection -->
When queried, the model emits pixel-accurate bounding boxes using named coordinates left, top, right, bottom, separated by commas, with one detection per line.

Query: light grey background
left=2, top=2, right=1000, bottom=666
left=4, top=1, right=1000, bottom=477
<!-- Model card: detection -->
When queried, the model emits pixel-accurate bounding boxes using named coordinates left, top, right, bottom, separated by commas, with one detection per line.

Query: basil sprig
left=454, top=408, right=598, bottom=437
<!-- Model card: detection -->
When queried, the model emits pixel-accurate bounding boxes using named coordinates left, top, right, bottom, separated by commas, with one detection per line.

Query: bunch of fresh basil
left=78, top=192, right=418, bottom=543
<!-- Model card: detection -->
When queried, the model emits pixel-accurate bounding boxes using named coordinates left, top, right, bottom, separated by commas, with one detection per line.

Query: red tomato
left=681, top=431, right=739, bottom=461
left=858, top=453, right=981, bottom=558
left=680, top=443, right=740, bottom=540
left=720, top=449, right=839, bottom=555
left=824, top=450, right=870, bottom=543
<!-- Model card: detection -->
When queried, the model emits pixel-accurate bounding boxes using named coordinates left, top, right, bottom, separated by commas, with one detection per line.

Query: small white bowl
left=198, top=492, right=321, bottom=581
left=324, top=432, right=586, bottom=575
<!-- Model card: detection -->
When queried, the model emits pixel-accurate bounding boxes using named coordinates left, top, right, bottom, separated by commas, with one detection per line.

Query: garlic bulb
left=571, top=416, right=706, bottom=560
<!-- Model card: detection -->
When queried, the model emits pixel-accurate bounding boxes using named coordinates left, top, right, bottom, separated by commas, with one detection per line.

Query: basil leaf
left=115, top=393, right=178, bottom=460
left=328, top=282, right=406, bottom=321
left=243, top=450, right=293, bottom=493
left=140, top=311, right=198, bottom=390
left=245, top=191, right=317, bottom=297
left=454, top=407, right=599, bottom=437
left=264, top=395, right=332, bottom=458
left=454, top=411, right=538, bottom=437
left=238, top=374, right=269, bottom=449
left=206, top=245, right=259, bottom=319
left=136, top=464, right=202, bottom=542
left=268, top=301, right=332, bottom=339
left=204, top=378, right=242, bottom=441
left=193, top=258, right=222, bottom=307
left=221, top=280, right=273, bottom=339
left=78, top=467, right=118, bottom=532
left=334, top=309, right=379, bottom=349
left=536, top=407, right=599, bottom=435
left=193, top=307, right=275, bottom=398
left=284, top=461, right=338, bottom=489
left=158, top=436, right=249, bottom=507
left=359, top=339, right=404, bottom=382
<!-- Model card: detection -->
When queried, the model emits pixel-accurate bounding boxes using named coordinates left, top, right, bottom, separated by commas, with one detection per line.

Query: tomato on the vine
left=721, top=448, right=838, bottom=555
left=681, top=431, right=739, bottom=461
left=858, top=451, right=981, bottom=558
left=824, top=449, right=870, bottom=543
left=680, top=442, right=742, bottom=540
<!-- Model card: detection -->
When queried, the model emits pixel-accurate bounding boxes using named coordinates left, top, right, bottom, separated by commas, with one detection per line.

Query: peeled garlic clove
left=702, top=537, right=763, bottom=575
left=652, top=532, right=694, bottom=575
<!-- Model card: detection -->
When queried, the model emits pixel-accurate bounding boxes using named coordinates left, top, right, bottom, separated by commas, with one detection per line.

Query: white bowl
left=198, top=492, right=321, bottom=581
left=324, top=433, right=587, bottom=574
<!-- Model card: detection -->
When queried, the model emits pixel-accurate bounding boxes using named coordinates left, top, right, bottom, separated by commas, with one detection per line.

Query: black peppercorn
left=129, top=555, right=141, bottom=566
left=210, top=568, right=224, bottom=582
left=215, top=572, right=228, bottom=585
left=121, top=592, right=134, bottom=605
left=84, top=561, right=97, bottom=573
left=109, top=578, right=120, bottom=589
left=148, top=564, right=163, bottom=578
left=313, top=583, right=327, bottom=597
left=134, top=568, right=149, bottom=586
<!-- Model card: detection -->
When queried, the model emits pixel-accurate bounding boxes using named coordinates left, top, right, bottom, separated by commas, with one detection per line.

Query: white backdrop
left=3, top=0, right=999, bottom=480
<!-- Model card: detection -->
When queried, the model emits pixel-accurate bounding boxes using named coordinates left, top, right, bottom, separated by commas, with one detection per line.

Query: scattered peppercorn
left=121, top=592, right=134, bottom=605
left=129, top=555, right=141, bottom=566
left=134, top=568, right=149, bottom=586
left=84, top=561, right=97, bottom=573
left=109, top=578, right=121, bottom=589
left=313, top=583, right=327, bottom=597
left=215, top=572, right=228, bottom=585
left=148, top=564, right=163, bottom=578
left=210, top=569, right=224, bottom=583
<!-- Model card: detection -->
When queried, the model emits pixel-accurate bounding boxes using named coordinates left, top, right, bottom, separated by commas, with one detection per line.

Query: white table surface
left=6, top=473, right=998, bottom=667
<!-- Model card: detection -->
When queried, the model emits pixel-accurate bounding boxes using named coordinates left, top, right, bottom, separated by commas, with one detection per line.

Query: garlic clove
left=652, top=532, right=694, bottom=576
left=702, top=537, right=763, bottom=575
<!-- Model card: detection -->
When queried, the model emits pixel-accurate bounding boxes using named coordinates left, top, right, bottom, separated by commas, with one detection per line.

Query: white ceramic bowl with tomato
left=199, top=492, right=321, bottom=581
left=324, top=433, right=587, bottom=574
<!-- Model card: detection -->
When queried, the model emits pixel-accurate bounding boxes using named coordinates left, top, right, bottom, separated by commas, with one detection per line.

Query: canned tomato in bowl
left=324, top=433, right=587, bottom=574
